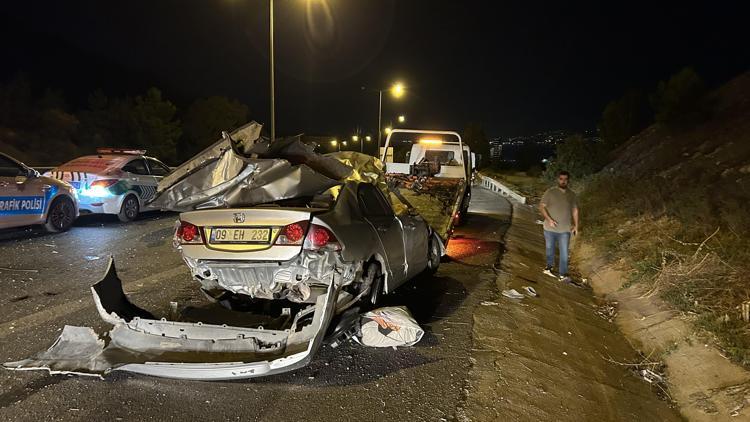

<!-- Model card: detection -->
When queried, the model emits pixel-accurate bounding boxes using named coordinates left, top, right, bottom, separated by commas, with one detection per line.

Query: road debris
left=501, top=289, right=525, bottom=300
left=522, top=286, right=538, bottom=297
left=595, top=301, right=618, bottom=322
left=3, top=256, right=338, bottom=380
left=640, top=369, right=664, bottom=384
left=355, top=306, right=424, bottom=348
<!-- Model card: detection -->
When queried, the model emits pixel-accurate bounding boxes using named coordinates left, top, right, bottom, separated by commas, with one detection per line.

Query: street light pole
left=377, top=89, right=382, bottom=154
left=269, top=0, right=275, bottom=142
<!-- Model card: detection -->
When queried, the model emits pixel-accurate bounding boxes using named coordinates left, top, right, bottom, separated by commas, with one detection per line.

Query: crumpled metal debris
left=150, top=124, right=352, bottom=212
left=149, top=122, right=391, bottom=213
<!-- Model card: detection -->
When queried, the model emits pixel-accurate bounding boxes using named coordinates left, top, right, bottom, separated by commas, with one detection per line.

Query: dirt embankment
left=573, top=71, right=750, bottom=420
left=576, top=241, right=750, bottom=420
left=462, top=193, right=679, bottom=421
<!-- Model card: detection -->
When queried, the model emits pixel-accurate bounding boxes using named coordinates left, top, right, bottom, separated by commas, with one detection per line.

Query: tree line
left=544, top=66, right=709, bottom=180
left=0, top=74, right=250, bottom=166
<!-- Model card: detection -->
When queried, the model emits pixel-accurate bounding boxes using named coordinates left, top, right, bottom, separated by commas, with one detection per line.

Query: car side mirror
left=16, top=168, right=39, bottom=184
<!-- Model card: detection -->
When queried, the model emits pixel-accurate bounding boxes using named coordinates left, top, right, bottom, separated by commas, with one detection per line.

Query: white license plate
left=209, top=227, right=271, bottom=244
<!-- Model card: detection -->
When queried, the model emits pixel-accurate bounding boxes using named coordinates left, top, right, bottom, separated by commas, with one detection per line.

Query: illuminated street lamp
left=398, top=115, right=406, bottom=123
left=352, top=135, right=359, bottom=142
left=362, top=81, right=406, bottom=152
left=270, top=0, right=276, bottom=142
left=384, top=126, right=392, bottom=135
left=391, top=83, right=405, bottom=98
left=365, top=135, right=371, bottom=142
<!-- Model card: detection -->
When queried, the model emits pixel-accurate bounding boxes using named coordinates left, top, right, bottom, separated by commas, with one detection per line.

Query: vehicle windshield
left=423, top=150, right=457, bottom=165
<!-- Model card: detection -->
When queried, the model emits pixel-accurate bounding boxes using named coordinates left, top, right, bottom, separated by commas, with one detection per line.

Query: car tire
left=118, top=194, right=140, bottom=222
left=426, top=234, right=441, bottom=275
left=44, top=196, right=75, bottom=233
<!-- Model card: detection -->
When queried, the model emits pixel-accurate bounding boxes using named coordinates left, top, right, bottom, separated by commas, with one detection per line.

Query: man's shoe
left=542, top=267, right=556, bottom=278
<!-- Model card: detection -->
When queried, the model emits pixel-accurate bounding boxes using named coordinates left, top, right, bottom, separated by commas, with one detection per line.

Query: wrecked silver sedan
left=4, top=122, right=442, bottom=380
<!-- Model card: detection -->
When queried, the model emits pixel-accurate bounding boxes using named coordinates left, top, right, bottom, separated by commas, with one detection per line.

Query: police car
left=0, top=152, right=79, bottom=232
left=46, top=148, right=171, bottom=222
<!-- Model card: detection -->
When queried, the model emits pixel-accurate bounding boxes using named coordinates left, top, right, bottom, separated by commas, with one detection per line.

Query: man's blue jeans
left=544, top=230, right=571, bottom=276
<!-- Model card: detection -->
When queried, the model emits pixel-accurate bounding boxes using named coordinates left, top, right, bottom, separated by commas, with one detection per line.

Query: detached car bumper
left=3, top=257, right=339, bottom=381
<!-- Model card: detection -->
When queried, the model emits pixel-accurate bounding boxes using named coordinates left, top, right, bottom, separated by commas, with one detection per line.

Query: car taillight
left=303, top=224, right=341, bottom=251
left=89, top=179, right=119, bottom=188
left=275, top=221, right=309, bottom=245
left=174, top=220, right=202, bottom=245
left=83, top=179, right=119, bottom=197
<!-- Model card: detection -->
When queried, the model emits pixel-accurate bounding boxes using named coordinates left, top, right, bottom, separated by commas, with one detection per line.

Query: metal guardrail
left=478, top=174, right=527, bottom=204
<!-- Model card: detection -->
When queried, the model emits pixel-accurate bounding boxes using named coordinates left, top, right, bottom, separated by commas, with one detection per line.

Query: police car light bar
left=96, top=147, right=146, bottom=155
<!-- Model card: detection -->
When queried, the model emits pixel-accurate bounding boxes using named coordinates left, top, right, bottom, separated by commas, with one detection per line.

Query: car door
left=357, top=183, right=408, bottom=289
left=143, top=158, right=170, bottom=208
left=122, top=158, right=157, bottom=204
left=0, top=155, right=46, bottom=228
left=399, top=212, right=431, bottom=279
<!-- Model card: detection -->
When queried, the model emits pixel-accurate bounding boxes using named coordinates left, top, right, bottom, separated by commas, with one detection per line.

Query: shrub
left=651, top=67, right=709, bottom=129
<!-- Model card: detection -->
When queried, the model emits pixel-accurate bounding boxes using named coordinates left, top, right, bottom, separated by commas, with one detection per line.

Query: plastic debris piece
left=523, top=286, right=538, bottom=297
left=502, top=289, right=525, bottom=300
left=480, top=301, right=500, bottom=306
left=640, top=369, right=664, bottom=384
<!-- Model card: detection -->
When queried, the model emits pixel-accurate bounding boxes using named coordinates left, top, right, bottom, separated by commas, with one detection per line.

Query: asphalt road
left=0, top=187, right=511, bottom=421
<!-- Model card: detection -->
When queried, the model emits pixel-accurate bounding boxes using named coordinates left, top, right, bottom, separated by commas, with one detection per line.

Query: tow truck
left=380, top=129, right=474, bottom=243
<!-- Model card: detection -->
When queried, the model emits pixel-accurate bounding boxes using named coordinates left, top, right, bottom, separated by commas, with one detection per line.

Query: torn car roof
left=148, top=122, right=387, bottom=212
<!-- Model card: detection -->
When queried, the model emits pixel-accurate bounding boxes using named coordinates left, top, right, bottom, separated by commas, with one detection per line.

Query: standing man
left=539, top=170, right=579, bottom=282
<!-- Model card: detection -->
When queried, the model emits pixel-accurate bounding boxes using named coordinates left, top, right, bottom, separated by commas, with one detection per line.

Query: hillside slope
left=608, top=71, right=750, bottom=207
left=581, top=70, right=750, bottom=365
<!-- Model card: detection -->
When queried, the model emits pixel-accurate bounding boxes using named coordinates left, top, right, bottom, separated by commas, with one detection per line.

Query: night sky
left=2, top=1, right=748, bottom=138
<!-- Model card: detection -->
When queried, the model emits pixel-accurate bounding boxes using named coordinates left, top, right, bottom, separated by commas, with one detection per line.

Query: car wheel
left=426, top=234, right=441, bottom=274
left=118, top=195, right=140, bottom=222
left=44, top=196, right=75, bottom=233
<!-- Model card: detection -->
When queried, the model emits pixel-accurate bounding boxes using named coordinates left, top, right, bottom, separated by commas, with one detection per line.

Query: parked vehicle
left=45, top=148, right=171, bottom=222
left=381, top=129, right=473, bottom=239
left=0, top=152, right=78, bottom=232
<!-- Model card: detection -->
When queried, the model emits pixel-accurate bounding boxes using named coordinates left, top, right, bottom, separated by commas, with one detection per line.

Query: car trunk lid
left=179, top=207, right=326, bottom=255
